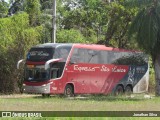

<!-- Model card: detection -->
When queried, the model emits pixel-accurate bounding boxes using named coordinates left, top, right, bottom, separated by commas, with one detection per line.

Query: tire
left=42, top=94, right=50, bottom=97
left=64, top=84, right=74, bottom=97
left=114, top=85, right=124, bottom=96
left=125, top=85, right=132, bottom=95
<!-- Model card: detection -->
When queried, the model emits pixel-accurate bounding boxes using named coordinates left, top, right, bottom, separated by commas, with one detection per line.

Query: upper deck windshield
left=27, top=48, right=54, bottom=62
left=27, top=46, right=71, bottom=62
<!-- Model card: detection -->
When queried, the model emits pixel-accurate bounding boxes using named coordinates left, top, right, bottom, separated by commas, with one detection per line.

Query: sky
left=4, top=0, right=9, bottom=3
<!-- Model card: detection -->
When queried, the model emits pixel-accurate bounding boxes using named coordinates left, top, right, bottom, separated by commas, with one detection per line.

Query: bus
left=17, top=43, right=149, bottom=97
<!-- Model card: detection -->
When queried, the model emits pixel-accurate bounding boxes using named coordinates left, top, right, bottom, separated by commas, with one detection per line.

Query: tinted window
left=86, top=50, right=100, bottom=63
left=27, top=48, right=54, bottom=62
left=25, top=68, right=49, bottom=81
left=100, top=51, right=113, bottom=64
left=70, top=48, right=85, bottom=63
left=71, top=48, right=148, bottom=65
left=53, top=46, right=71, bottom=62
left=99, top=51, right=148, bottom=65
left=70, top=48, right=100, bottom=64
left=113, top=52, right=148, bottom=65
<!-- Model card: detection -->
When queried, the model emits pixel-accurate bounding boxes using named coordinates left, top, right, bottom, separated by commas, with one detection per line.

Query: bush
left=0, top=13, right=42, bottom=94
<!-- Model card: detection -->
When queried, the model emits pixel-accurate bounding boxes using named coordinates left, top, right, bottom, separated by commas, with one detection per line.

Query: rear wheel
left=64, top=84, right=74, bottom=97
left=125, top=85, right=132, bottom=95
left=114, top=85, right=124, bottom=96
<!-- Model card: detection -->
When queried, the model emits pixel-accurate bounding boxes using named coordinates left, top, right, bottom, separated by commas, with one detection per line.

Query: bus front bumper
left=23, top=83, right=50, bottom=94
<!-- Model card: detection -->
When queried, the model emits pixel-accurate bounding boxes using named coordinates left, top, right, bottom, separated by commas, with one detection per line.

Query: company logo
left=73, top=65, right=126, bottom=73
left=1, top=112, right=42, bottom=118
left=2, top=112, right=12, bottom=117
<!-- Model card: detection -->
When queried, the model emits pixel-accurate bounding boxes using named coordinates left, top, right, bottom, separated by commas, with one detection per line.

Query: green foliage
left=0, top=13, right=42, bottom=93
left=61, top=0, right=107, bottom=43
left=57, top=29, right=86, bottom=43
left=127, top=0, right=160, bottom=95
left=0, top=12, right=41, bottom=49
left=0, top=1, right=9, bottom=18
left=104, top=1, right=138, bottom=48
left=124, top=0, right=153, bottom=8
left=26, top=0, right=139, bottom=47
left=24, top=0, right=41, bottom=26
left=129, top=9, right=160, bottom=53
left=128, top=0, right=160, bottom=57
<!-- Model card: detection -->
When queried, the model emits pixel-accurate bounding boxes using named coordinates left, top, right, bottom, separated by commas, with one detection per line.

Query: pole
left=52, top=0, right=56, bottom=43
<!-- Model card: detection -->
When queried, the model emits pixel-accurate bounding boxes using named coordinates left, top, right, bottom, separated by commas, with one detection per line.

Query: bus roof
left=73, top=44, right=141, bottom=53
left=32, top=43, right=73, bottom=48
left=32, top=43, right=141, bottom=53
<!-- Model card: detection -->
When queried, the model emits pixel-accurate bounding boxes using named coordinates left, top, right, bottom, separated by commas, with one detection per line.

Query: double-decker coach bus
left=17, top=43, right=149, bottom=97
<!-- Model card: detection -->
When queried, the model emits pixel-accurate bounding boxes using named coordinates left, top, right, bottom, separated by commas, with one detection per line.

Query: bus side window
left=70, top=48, right=85, bottom=63
left=87, top=50, right=100, bottom=64
left=59, top=48, right=69, bottom=61
left=50, top=68, right=60, bottom=79
left=78, top=49, right=85, bottom=63
left=101, top=51, right=110, bottom=64
left=70, top=48, right=79, bottom=63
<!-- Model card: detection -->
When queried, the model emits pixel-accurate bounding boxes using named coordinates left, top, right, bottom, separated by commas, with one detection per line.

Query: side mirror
left=45, top=58, right=62, bottom=70
left=17, top=59, right=25, bottom=69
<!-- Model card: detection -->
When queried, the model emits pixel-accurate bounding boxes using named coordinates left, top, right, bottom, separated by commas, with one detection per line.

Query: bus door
left=66, top=62, right=78, bottom=92
left=67, top=48, right=90, bottom=94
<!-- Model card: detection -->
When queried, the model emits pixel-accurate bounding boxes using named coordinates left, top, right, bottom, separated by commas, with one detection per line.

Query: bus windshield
left=27, top=48, right=54, bottom=62
left=25, top=46, right=72, bottom=81
left=25, top=67, right=49, bottom=81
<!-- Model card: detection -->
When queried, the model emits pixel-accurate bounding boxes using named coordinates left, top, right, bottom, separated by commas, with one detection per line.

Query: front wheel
left=64, top=84, right=74, bottom=97
left=114, top=85, right=124, bottom=96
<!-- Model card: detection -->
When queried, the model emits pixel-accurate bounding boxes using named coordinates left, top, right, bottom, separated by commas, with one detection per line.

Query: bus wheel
left=125, top=85, right=132, bottom=95
left=114, top=85, right=124, bottom=96
left=42, top=94, right=50, bottom=98
left=64, top=84, right=74, bottom=97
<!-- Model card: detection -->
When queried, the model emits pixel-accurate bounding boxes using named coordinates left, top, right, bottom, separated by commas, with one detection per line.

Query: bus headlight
left=42, top=84, right=46, bottom=87
left=23, top=84, right=26, bottom=86
left=49, top=82, right=53, bottom=84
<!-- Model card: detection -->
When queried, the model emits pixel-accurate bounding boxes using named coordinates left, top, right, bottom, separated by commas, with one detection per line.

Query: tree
left=102, top=0, right=137, bottom=48
left=39, top=0, right=54, bottom=43
left=24, top=0, right=41, bottom=26
left=0, top=0, right=9, bottom=17
left=0, top=13, right=42, bottom=93
left=61, top=0, right=108, bottom=43
left=127, top=0, right=160, bottom=96
left=56, top=29, right=86, bottom=43
left=8, top=0, right=24, bottom=15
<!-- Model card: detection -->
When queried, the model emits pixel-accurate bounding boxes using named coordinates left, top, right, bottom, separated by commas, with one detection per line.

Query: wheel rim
left=66, top=88, right=71, bottom=95
left=125, top=86, right=132, bottom=95
left=115, top=86, right=123, bottom=95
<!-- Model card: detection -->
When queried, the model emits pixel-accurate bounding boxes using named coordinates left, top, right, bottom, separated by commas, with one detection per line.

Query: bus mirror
left=17, top=59, right=25, bottom=69
left=45, top=58, right=62, bottom=70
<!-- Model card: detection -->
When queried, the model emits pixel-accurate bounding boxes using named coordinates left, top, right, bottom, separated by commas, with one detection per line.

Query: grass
left=0, top=94, right=160, bottom=119
left=0, top=94, right=159, bottom=111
